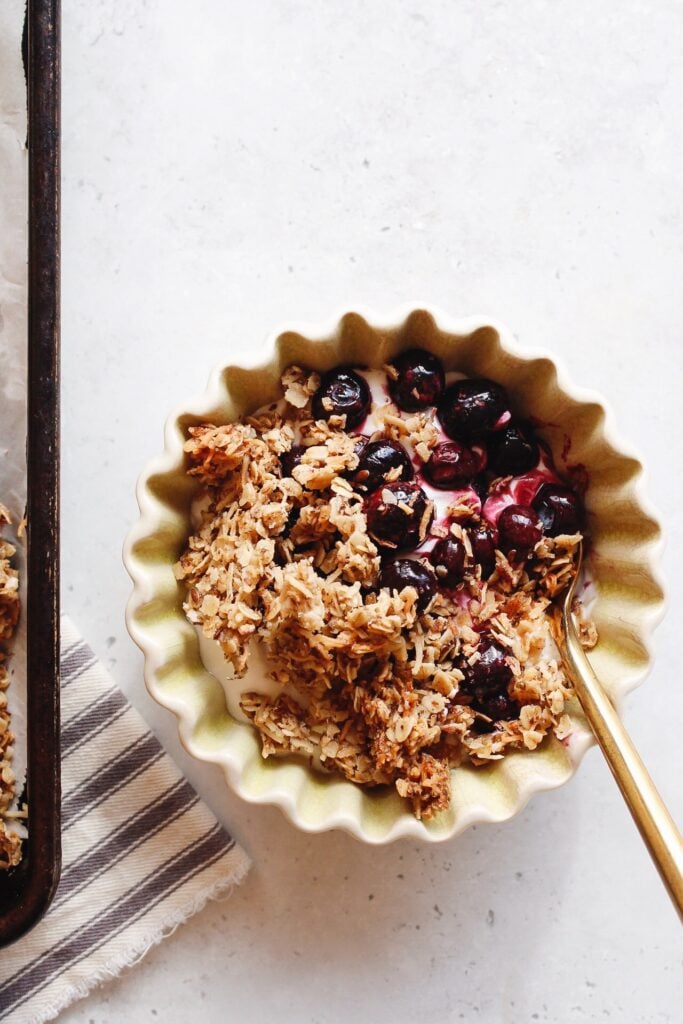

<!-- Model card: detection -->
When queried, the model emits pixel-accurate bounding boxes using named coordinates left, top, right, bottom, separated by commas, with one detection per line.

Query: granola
left=176, top=355, right=595, bottom=819
left=0, top=504, right=22, bottom=868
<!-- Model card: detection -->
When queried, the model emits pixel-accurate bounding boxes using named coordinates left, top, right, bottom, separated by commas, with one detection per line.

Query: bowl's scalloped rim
left=123, top=305, right=666, bottom=844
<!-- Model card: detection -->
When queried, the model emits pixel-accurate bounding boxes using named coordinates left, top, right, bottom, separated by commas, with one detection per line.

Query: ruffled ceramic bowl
left=123, top=307, right=665, bottom=843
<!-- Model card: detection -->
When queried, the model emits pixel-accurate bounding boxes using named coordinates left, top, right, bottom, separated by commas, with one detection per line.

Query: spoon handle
left=560, top=610, right=683, bottom=920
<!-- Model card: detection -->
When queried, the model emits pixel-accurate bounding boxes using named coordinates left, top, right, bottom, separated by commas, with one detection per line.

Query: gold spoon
left=557, top=541, right=683, bottom=919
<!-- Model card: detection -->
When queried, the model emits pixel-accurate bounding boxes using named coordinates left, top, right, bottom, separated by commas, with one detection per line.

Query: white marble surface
left=59, top=2, right=681, bottom=1022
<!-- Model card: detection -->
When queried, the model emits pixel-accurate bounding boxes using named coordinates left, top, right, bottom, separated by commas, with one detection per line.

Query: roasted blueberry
left=352, top=434, right=369, bottom=459
left=388, top=348, right=445, bottom=412
left=379, top=558, right=437, bottom=611
left=469, top=521, right=498, bottom=579
left=351, top=438, right=414, bottom=492
left=484, top=692, right=519, bottom=719
left=311, top=367, right=371, bottom=429
left=437, top=378, right=510, bottom=441
left=461, top=633, right=519, bottom=728
left=471, top=474, right=491, bottom=503
left=341, top=435, right=370, bottom=481
left=497, top=504, right=543, bottom=555
left=463, top=637, right=513, bottom=693
left=532, top=483, right=584, bottom=537
left=423, top=441, right=486, bottom=489
left=279, top=444, right=307, bottom=478
left=365, top=481, right=433, bottom=549
left=488, top=423, right=539, bottom=477
left=472, top=692, right=520, bottom=728
left=282, top=504, right=300, bottom=536
left=428, top=536, right=467, bottom=587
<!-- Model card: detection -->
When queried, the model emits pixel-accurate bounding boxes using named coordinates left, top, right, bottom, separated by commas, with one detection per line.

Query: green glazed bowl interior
left=124, top=307, right=665, bottom=843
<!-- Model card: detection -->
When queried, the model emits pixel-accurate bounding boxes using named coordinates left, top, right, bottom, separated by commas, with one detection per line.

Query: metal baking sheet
left=0, top=0, right=60, bottom=948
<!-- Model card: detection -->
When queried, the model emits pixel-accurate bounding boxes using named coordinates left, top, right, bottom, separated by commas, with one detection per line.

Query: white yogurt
left=197, top=631, right=281, bottom=722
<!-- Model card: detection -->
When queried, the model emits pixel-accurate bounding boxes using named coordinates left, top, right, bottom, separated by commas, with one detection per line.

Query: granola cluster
left=1, top=505, right=22, bottom=868
left=175, top=366, right=595, bottom=819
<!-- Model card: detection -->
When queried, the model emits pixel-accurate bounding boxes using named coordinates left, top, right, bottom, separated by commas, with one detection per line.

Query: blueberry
left=463, top=637, right=513, bottom=694
left=312, top=368, right=371, bottom=429
left=388, top=348, right=445, bottom=412
left=497, top=504, right=543, bottom=555
left=423, top=441, right=486, bottom=489
left=532, top=483, right=584, bottom=537
left=352, top=435, right=370, bottom=459
left=484, top=692, right=519, bottom=719
left=472, top=692, right=520, bottom=729
left=283, top=505, right=300, bottom=537
left=428, top=536, right=467, bottom=587
left=280, top=445, right=307, bottom=478
left=341, top=435, right=370, bottom=481
left=472, top=474, right=491, bottom=503
left=365, top=481, right=433, bottom=549
left=351, top=438, right=414, bottom=492
left=438, top=378, right=510, bottom=441
left=459, top=638, right=520, bottom=725
left=469, top=522, right=498, bottom=579
left=488, top=422, right=539, bottom=477
left=378, top=558, right=437, bottom=611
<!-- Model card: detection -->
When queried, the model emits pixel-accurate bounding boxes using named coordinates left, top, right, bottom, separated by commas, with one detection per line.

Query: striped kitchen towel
left=0, top=616, right=250, bottom=1024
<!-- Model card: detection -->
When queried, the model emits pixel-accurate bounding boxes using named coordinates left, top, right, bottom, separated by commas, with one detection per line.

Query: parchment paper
left=0, top=0, right=29, bottom=806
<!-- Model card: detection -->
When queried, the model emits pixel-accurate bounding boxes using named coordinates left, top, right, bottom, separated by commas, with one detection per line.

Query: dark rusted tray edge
left=0, top=0, right=61, bottom=947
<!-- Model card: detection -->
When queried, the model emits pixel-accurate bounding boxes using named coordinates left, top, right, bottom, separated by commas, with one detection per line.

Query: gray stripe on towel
left=52, top=779, right=199, bottom=909
left=60, top=641, right=96, bottom=686
left=62, top=733, right=163, bottom=829
left=1, top=826, right=232, bottom=1017
left=61, top=687, right=128, bottom=756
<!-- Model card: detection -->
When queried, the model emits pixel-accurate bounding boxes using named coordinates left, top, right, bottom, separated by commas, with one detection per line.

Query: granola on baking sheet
left=0, top=504, right=22, bottom=868
left=175, top=354, right=596, bottom=819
